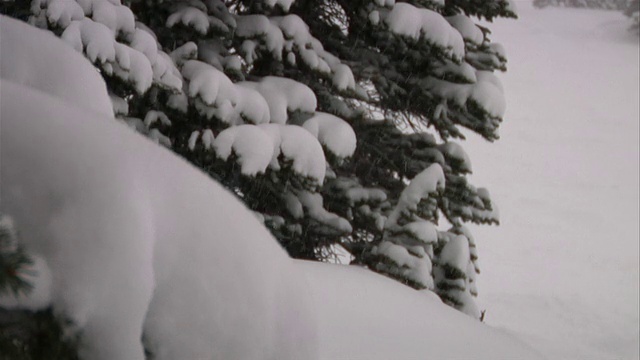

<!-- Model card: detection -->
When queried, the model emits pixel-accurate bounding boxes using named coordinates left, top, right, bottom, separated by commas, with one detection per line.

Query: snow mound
left=0, top=16, right=113, bottom=117
left=301, top=261, right=545, bottom=360
left=1, top=80, right=317, bottom=360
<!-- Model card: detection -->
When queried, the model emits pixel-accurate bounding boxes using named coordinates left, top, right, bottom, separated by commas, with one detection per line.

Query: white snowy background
left=0, top=1, right=638, bottom=359
left=466, top=2, right=639, bottom=360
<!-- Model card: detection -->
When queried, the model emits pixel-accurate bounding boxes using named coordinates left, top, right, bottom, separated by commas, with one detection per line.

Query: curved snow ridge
left=1, top=80, right=318, bottom=360
left=299, top=260, right=546, bottom=360
left=0, top=16, right=113, bottom=117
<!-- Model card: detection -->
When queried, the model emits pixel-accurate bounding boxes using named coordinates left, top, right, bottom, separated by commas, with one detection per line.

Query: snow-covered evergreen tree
left=1, top=0, right=513, bottom=317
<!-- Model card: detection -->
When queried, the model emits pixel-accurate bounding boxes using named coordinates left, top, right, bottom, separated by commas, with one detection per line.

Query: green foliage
left=0, top=216, right=34, bottom=297
left=0, top=247, right=35, bottom=298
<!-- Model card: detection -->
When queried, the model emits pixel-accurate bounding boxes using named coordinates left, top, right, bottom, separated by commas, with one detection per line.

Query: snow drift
left=0, top=78, right=318, bottom=359
left=0, top=15, right=543, bottom=360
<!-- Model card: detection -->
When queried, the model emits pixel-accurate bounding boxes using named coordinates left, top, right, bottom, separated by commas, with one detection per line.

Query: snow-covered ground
left=466, top=3, right=640, bottom=359
left=301, top=260, right=543, bottom=360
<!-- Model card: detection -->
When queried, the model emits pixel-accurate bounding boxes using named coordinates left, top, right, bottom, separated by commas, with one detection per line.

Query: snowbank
left=0, top=16, right=113, bottom=117
left=465, top=3, right=639, bottom=359
left=301, top=261, right=544, bottom=360
left=0, top=79, right=317, bottom=360
left=0, top=18, right=317, bottom=356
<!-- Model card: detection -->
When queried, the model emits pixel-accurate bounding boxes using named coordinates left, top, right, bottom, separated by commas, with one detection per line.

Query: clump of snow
left=263, top=0, right=296, bottom=12
left=166, top=6, right=210, bottom=35
left=182, top=60, right=237, bottom=106
left=60, top=16, right=157, bottom=94
left=302, top=112, right=357, bottom=159
left=213, top=125, right=275, bottom=176
left=422, top=71, right=506, bottom=118
left=403, top=220, right=438, bottom=244
left=188, top=130, right=201, bottom=151
left=235, top=82, right=272, bottom=124
left=245, top=77, right=317, bottom=124
left=384, top=163, right=445, bottom=231
left=111, top=42, right=154, bottom=94
left=259, top=124, right=327, bottom=183
left=148, top=129, right=171, bottom=148
left=38, top=0, right=84, bottom=28
left=170, top=41, right=198, bottom=66
left=236, top=14, right=356, bottom=92
left=91, top=1, right=135, bottom=37
left=446, top=15, right=484, bottom=45
left=297, top=191, right=353, bottom=235
left=379, top=3, right=465, bottom=60
left=369, top=10, right=380, bottom=25
left=144, top=110, right=171, bottom=128
left=181, top=60, right=239, bottom=122
left=130, top=28, right=158, bottom=64
left=110, top=93, right=129, bottom=116
left=62, top=18, right=116, bottom=63
left=439, top=235, right=470, bottom=272
left=374, top=240, right=434, bottom=289
left=439, top=141, right=473, bottom=173
left=235, top=15, right=285, bottom=60
left=373, top=0, right=396, bottom=7
left=283, top=191, right=305, bottom=219
left=433, top=59, right=478, bottom=83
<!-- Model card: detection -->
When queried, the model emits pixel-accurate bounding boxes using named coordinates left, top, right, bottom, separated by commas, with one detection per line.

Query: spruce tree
left=2, top=0, right=514, bottom=318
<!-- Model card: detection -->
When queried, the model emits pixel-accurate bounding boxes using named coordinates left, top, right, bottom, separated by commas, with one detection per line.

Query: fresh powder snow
left=464, top=3, right=640, bottom=359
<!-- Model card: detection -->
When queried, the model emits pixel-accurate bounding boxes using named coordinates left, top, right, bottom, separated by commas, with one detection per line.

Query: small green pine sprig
left=0, top=215, right=35, bottom=297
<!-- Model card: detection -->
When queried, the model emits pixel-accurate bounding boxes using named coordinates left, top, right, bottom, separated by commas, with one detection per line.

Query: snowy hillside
left=465, top=3, right=639, bottom=360
left=0, top=15, right=543, bottom=359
